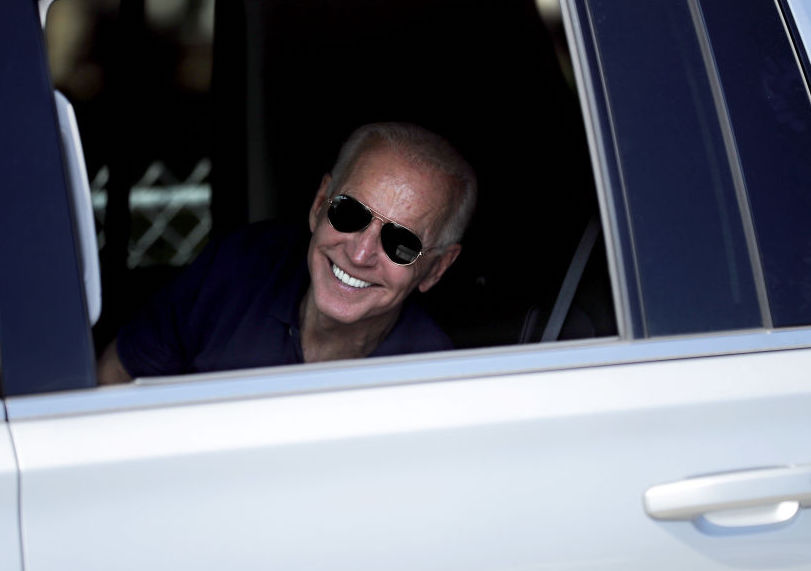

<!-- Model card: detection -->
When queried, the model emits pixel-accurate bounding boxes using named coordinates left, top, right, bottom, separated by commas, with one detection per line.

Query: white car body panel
left=11, top=341, right=811, bottom=570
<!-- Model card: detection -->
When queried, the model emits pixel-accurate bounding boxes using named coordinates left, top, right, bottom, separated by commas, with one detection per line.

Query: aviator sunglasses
left=327, top=194, right=426, bottom=265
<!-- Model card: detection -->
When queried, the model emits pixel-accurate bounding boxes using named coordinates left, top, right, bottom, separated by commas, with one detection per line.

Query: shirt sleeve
left=116, top=222, right=310, bottom=377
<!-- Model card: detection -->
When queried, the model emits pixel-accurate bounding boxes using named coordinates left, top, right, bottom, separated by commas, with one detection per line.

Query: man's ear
left=417, top=243, right=462, bottom=293
left=309, top=174, right=332, bottom=232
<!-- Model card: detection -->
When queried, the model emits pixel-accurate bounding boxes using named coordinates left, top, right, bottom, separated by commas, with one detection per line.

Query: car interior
left=45, top=0, right=617, bottom=371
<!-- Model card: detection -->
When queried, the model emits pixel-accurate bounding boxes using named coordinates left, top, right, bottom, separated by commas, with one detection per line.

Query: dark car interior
left=47, top=0, right=616, bottom=362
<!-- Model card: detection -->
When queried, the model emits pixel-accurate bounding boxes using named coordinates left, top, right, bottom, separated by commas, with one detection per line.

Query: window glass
left=701, top=0, right=811, bottom=327
left=586, top=0, right=762, bottom=336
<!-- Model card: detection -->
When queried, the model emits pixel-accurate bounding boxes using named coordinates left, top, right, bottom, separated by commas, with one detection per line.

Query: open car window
left=44, top=0, right=617, bottom=384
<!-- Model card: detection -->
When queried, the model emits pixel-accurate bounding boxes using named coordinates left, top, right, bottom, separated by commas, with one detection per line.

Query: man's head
left=305, top=122, right=476, bottom=329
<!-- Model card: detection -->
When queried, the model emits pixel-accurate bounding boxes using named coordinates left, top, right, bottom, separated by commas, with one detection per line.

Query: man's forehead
left=343, top=151, right=452, bottom=221
left=345, top=147, right=449, bottom=196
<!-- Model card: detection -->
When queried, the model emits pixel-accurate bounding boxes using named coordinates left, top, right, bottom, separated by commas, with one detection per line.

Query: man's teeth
left=332, top=264, right=372, bottom=288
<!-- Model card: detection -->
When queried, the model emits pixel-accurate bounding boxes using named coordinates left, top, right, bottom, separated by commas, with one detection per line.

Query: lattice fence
left=91, top=159, right=212, bottom=267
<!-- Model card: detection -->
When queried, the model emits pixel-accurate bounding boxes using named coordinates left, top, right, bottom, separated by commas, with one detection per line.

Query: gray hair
left=327, top=122, right=477, bottom=246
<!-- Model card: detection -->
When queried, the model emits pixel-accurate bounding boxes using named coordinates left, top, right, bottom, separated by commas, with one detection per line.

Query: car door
left=6, top=335, right=811, bottom=570
left=5, top=0, right=811, bottom=569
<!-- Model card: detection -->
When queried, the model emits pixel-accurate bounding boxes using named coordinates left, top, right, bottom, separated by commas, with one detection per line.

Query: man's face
left=306, top=146, right=461, bottom=329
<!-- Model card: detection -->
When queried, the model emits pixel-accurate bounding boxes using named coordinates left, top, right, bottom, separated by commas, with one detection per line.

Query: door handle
left=644, top=465, right=811, bottom=528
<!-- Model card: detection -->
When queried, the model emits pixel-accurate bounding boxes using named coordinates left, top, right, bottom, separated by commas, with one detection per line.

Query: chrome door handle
left=644, top=465, right=811, bottom=528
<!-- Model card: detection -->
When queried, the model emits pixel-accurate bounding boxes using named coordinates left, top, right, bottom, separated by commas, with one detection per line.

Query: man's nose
left=347, top=221, right=382, bottom=265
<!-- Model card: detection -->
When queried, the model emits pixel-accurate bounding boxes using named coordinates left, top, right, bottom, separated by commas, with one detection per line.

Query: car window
left=45, top=0, right=617, bottom=371
left=582, top=0, right=763, bottom=336
left=700, top=0, right=811, bottom=327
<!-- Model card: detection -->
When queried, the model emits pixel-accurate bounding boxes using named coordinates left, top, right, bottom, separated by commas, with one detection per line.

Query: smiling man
left=98, top=123, right=476, bottom=383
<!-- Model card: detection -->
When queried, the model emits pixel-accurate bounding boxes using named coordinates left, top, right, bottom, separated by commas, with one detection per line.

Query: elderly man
left=98, top=122, right=476, bottom=383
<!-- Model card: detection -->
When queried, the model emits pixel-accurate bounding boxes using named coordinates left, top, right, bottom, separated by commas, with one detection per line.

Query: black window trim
left=0, top=0, right=96, bottom=397
left=691, top=0, right=773, bottom=329
left=561, top=0, right=640, bottom=341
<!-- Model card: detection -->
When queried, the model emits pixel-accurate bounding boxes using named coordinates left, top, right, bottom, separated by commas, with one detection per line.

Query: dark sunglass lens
left=381, top=224, right=423, bottom=265
left=328, top=195, right=371, bottom=232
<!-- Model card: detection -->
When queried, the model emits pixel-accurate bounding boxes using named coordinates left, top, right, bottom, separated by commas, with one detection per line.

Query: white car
left=2, top=0, right=811, bottom=569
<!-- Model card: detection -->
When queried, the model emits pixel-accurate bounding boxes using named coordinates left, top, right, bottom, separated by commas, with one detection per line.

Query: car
left=2, top=0, right=811, bottom=569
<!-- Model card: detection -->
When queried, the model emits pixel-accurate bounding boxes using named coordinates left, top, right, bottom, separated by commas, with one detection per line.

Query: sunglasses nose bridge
left=346, top=218, right=384, bottom=265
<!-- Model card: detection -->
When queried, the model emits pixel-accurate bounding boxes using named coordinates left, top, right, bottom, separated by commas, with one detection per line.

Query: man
left=98, top=122, right=476, bottom=383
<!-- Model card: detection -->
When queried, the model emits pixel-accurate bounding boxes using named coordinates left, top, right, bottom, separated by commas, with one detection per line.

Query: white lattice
left=91, top=159, right=212, bottom=267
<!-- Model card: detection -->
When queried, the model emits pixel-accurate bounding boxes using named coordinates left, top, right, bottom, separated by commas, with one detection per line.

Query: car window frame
left=9, top=326, right=811, bottom=421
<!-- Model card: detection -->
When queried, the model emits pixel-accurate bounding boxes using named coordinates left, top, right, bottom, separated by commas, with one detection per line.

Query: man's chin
left=312, top=290, right=399, bottom=329
left=310, top=286, right=365, bottom=324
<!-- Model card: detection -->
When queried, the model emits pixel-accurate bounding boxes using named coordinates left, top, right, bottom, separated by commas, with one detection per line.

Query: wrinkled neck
left=298, top=287, right=400, bottom=363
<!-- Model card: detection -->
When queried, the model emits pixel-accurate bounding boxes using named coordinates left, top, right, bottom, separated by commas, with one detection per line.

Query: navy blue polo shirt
left=117, top=221, right=453, bottom=377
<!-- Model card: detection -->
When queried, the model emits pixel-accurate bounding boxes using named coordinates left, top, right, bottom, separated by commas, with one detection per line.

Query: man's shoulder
left=117, top=220, right=310, bottom=378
